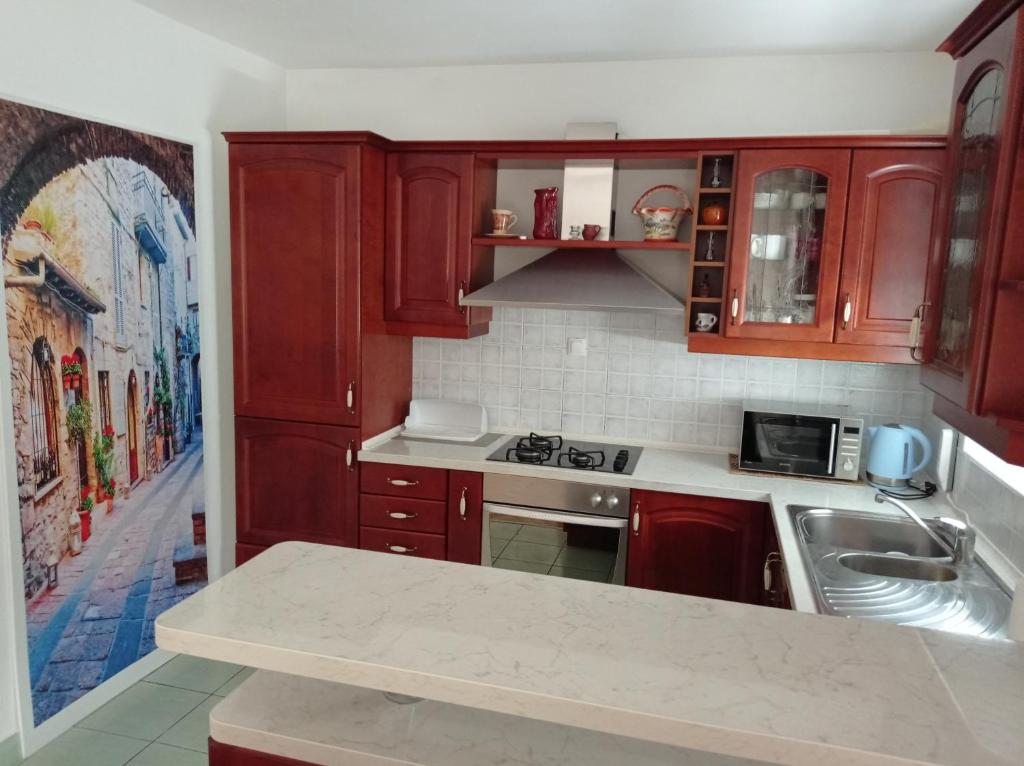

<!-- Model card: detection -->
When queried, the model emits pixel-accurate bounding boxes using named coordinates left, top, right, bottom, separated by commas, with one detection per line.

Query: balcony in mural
left=133, top=170, right=168, bottom=264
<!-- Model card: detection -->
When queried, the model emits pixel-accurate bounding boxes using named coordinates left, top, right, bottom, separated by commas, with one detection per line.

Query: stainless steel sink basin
left=788, top=505, right=1010, bottom=639
left=837, top=552, right=958, bottom=582
left=798, top=513, right=948, bottom=557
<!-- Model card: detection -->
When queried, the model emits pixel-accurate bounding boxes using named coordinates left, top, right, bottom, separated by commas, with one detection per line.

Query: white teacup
left=694, top=312, right=718, bottom=333
left=491, top=209, right=518, bottom=234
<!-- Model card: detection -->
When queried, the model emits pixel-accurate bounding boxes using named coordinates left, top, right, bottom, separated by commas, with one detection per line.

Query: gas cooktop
left=487, top=433, right=643, bottom=475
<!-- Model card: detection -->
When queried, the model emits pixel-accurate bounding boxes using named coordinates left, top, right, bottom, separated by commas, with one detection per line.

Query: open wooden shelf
left=695, top=225, right=729, bottom=232
left=471, top=237, right=690, bottom=250
left=698, top=187, right=732, bottom=194
left=690, top=297, right=723, bottom=304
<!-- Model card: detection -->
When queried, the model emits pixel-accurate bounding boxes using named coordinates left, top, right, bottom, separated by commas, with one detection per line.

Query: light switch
left=567, top=337, right=588, bottom=357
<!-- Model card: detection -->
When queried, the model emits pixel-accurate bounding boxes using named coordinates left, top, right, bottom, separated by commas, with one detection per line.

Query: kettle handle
left=903, top=426, right=933, bottom=476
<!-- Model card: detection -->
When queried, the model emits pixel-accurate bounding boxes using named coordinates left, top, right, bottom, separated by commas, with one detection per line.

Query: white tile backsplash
left=413, top=308, right=931, bottom=451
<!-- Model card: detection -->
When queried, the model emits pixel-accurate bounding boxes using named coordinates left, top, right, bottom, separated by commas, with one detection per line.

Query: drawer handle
left=458, top=487, right=468, bottom=519
left=387, top=478, right=420, bottom=487
left=386, top=544, right=417, bottom=554
left=388, top=511, right=419, bottom=520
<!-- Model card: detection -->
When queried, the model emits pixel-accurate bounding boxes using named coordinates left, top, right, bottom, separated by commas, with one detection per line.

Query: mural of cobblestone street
left=25, top=433, right=205, bottom=725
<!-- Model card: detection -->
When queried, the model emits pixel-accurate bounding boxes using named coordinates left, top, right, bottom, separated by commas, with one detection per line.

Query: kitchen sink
left=797, top=512, right=948, bottom=558
left=788, top=505, right=1010, bottom=639
left=837, top=552, right=958, bottom=582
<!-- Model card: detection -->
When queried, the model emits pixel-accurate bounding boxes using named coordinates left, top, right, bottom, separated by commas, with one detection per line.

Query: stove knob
left=590, top=491, right=603, bottom=508
left=605, top=494, right=620, bottom=511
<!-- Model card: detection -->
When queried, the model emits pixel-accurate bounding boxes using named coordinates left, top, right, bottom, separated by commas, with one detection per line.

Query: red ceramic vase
left=533, top=187, right=559, bottom=239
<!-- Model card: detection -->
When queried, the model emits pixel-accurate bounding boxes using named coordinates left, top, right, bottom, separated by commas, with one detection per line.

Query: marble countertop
left=156, top=541, right=1024, bottom=766
left=359, top=431, right=1018, bottom=612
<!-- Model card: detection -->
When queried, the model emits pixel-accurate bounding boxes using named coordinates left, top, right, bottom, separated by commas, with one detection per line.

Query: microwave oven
left=739, top=400, right=863, bottom=481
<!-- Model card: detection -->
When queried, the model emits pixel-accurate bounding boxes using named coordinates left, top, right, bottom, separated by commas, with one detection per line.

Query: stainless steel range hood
left=460, top=249, right=686, bottom=314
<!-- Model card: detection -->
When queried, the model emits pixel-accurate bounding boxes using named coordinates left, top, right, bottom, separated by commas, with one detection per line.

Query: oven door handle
left=482, top=503, right=628, bottom=529
left=827, top=422, right=837, bottom=476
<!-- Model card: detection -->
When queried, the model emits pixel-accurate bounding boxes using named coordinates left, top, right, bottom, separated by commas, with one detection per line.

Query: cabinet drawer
left=359, top=526, right=447, bottom=561
left=360, top=463, right=448, bottom=500
left=359, top=494, right=447, bottom=534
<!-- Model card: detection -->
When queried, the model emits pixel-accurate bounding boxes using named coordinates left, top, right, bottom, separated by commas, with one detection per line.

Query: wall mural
left=0, top=99, right=205, bottom=725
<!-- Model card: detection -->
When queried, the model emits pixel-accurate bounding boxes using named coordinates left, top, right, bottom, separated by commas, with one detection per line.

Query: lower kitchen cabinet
left=235, top=417, right=359, bottom=548
left=210, top=739, right=312, bottom=766
left=626, top=490, right=768, bottom=604
left=447, top=470, right=483, bottom=564
left=236, top=542, right=269, bottom=566
left=359, top=526, right=447, bottom=560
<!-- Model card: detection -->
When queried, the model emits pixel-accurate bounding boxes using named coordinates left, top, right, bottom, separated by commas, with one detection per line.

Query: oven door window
left=488, top=511, right=621, bottom=584
left=741, top=412, right=837, bottom=477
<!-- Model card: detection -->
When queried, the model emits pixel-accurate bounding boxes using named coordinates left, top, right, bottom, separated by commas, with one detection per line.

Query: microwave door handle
left=827, top=422, right=837, bottom=476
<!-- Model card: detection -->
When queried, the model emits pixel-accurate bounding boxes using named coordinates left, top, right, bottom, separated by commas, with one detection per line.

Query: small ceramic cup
left=694, top=313, right=718, bottom=332
left=582, top=224, right=602, bottom=240
left=491, top=209, right=518, bottom=234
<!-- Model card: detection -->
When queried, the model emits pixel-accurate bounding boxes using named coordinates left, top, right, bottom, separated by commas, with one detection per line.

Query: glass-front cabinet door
left=923, top=64, right=1006, bottom=407
left=725, top=149, right=851, bottom=342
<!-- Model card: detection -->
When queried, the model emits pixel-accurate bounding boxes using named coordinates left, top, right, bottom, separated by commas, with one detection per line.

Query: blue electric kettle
left=865, top=424, right=932, bottom=487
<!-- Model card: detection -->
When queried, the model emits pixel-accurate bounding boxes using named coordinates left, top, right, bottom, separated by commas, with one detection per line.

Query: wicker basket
left=632, top=185, right=693, bottom=241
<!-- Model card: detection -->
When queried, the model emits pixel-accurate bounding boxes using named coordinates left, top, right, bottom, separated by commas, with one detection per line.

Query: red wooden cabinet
left=235, top=417, right=358, bottom=548
left=230, top=142, right=361, bottom=426
left=725, top=148, right=851, bottom=343
left=626, top=490, right=767, bottom=605
left=922, top=4, right=1024, bottom=463
left=836, top=148, right=945, bottom=347
left=446, top=471, right=483, bottom=564
left=385, top=152, right=494, bottom=338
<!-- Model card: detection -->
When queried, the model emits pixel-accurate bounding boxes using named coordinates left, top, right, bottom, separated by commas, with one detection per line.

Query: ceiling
left=136, top=0, right=976, bottom=69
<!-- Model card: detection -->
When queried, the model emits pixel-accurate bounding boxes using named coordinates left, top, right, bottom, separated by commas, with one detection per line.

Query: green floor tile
left=157, top=696, right=219, bottom=752
left=554, top=545, right=617, bottom=573
left=513, top=525, right=567, bottom=546
left=129, top=742, right=207, bottom=765
left=497, top=539, right=562, bottom=566
left=489, top=521, right=521, bottom=540
left=213, top=667, right=255, bottom=697
left=548, top=565, right=608, bottom=582
left=22, top=727, right=147, bottom=766
left=492, top=558, right=550, bottom=574
left=147, top=655, right=241, bottom=694
left=78, top=681, right=207, bottom=741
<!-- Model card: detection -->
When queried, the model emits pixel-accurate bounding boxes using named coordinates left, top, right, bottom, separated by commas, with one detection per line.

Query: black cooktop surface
left=487, top=433, right=643, bottom=475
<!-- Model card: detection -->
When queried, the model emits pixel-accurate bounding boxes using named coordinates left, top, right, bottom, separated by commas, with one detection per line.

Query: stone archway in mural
left=0, top=101, right=194, bottom=250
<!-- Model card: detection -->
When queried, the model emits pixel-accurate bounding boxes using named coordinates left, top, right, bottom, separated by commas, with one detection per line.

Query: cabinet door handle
left=458, top=281, right=466, bottom=314
left=631, top=503, right=640, bottom=536
left=841, top=295, right=852, bottom=329
left=458, top=486, right=468, bottom=519
left=910, top=302, right=929, bottom=362
left=763, top=552, right=782, bottom=592
left=346, top=381, right=356, bottom=412
left=386, top=544, right=417, bottom=554
left=388, top=511, right=418, bottom=520
left=345, top=441, right=355, bottom=471
left=730, top=290, right=739, bottom=324
left=387, top=478, right=420, bottom=487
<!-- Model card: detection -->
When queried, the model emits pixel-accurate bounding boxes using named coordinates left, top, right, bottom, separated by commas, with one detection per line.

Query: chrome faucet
left=874, top=494, right=975, bottom=565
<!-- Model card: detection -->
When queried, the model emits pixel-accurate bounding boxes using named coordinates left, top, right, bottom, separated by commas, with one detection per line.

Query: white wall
left=0, top=0, right=286, bottom=755
left=287, top=52, right=955, bottom=138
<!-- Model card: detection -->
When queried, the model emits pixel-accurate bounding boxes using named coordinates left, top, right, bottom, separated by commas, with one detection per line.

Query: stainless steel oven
left=739, top=400, right=863, bottom=481
left=481, top=474, right=628, bottom=585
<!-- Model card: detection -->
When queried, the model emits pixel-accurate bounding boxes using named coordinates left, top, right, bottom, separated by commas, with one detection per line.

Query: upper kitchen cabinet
left=229, top=141, right=361, bottom=426
left=922, top=2, right=1024, bottom=464
left=724, top=148, right=851, bottom=343
left=690, top=141, right=945, bottom=363
left=836, top=149, right=944, bottom=347
left=385, top=152, right=496, bottom=338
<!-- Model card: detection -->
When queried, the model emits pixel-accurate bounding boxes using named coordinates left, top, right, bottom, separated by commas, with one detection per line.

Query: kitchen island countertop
left=156, top=541, right=1024, bottom=766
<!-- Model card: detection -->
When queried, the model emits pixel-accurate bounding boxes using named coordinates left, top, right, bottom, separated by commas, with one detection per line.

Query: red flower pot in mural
left=78, top=510, right=92, bottom=542
left=63, top=376, right=71, bottom=390
left=71, top=374, right=80, bottom=388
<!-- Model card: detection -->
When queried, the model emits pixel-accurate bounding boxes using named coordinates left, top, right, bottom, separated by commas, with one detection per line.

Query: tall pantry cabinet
left=227, top=133, right=412, bottom=564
